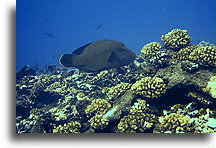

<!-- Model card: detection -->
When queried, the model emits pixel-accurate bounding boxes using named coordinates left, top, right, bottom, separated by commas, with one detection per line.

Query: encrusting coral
left=53, top=121, right=81, bottom=133
left=106, top=82, right=132, bottom=99
left=131, top=76, right=167, bottom=98
left=161, top=29, right=192, bottom=50
left=85, top=98, right=111, bottom=115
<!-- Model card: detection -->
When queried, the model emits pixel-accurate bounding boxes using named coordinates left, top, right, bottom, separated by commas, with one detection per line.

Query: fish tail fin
left=59, top=54, right=74, bottom=67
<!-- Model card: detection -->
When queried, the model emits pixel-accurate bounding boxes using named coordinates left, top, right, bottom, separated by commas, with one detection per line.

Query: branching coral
left=86, top=99, right=111, bottom=130
left=172, top=45, right=198, bottom=60
left=140, top=42, right=163, bottom=58
left=53, top=121, right=81, bottom=133
left=171, top=42, right=216, bottom=67
left=131, top=77, right=167, bottom=98
left=117, top=100, right=157, bottom=133
left=106, top=82, right=132, bottom=99
left=140, top=42, right=168, bottom=67
left=85, top=98, right=111, bottom=115
left=189, top=45, right=216, bottom=67
left=154, top=103, right=216, bottom=133
left=89, top=115, right=109, bottom=130
left=156, top=113, right=191, bottom=133
left=161, top=29, right=192, bottom=50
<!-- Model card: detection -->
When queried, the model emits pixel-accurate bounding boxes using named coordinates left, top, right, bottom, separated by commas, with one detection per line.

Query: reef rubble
left=16, top=29, right=216, bottom=133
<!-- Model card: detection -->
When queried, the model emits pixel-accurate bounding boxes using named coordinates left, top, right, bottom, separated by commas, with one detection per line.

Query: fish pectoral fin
left=108, top=51, right=116, bottom=63
left=59, top=54, right=74, bottom=67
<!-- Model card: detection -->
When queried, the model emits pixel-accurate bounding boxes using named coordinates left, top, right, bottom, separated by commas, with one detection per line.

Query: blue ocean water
left=16, top=0, right=216, bottom=71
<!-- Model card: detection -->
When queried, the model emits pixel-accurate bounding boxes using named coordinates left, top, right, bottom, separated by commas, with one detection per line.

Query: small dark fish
left=96, top=24, right=103, bottom=29
left=44, top=32, right=53, bottom=38
left=59, top=40, right=136, bottom=72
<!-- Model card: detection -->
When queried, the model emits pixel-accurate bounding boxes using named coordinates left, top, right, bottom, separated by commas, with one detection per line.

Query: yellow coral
left=140, top=42, right=167, bottom=67
left=85, top=98, right=111, bottom=115
left=140, top=42, right=162, bottom=58
left=172, top=45, right=198, bottom=60
left=117, top=100, right=156, bottom=133
left=131, top=77, right=167, bottom=98
left=107, top=82, right=132, bottom=99
left=171, top=43, right=216, bottom=67
left=53, top=121, right=81, bottom=133
left=154, top=103, right=216, bottom=133
left=89, top=115, right=109, bottom=130
left=161, top=29, right=192, bottom=49
left=189, top=45, right=216, bottom=67
left=156, top=113, right=191, bottom=133
left=204, top=76, right=216, bottom=99
left=187, top=92, right=212, bottom=105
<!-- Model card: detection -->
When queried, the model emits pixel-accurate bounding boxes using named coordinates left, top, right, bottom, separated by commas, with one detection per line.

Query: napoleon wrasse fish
left=59, top=40, right=136, bottom=72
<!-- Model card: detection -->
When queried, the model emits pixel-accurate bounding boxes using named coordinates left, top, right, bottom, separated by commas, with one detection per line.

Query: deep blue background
left=16, top=0, right=216, bottom=70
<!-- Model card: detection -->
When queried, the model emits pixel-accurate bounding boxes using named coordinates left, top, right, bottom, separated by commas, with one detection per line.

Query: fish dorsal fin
left=72, top=42, right=92, bottom=55
left=108, top=51, right=116, bottom=63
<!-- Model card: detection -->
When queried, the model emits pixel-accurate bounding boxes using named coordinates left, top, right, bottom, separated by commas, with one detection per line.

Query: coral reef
left=131, top=77, right=167, bottom=98
left=16, top=29, right=216, bottom=133
left=161, top=29, right=192, bottom=50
